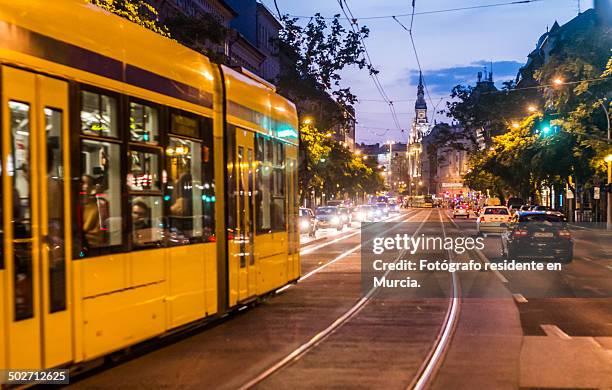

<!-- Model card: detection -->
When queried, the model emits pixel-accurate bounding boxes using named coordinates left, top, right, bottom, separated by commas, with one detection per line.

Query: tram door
left=234, top=128, right=257, bottom=301
left=1, top=66, right=73, bottom=369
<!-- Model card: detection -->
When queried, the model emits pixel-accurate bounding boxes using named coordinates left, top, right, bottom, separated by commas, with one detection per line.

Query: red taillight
left=558, top=230, right=571, bottom=239
left=513, top=229, right=528, bottom=238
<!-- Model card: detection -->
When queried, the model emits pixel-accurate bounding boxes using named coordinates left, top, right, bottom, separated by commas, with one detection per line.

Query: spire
left=415, top=71, right=427, bottom=110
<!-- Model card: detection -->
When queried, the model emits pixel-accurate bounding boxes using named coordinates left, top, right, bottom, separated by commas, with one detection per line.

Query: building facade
left=407, top=73, right=430, bottom=184
left=148, top=0, right=280, bottom=83
left=225, top=0, right=282, bottom=83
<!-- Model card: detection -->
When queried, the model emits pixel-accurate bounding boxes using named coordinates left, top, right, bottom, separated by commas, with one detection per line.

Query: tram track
left=241, top=209, right=462, bottom=390
left=240, top=209, right=461, bottom=389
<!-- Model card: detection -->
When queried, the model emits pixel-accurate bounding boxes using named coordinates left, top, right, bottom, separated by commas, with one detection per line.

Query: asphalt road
left=67, top=208, right=612, bottom=389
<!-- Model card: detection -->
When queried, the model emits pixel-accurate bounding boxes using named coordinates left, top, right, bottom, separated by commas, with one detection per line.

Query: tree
left=163, top=13, right=230, bottom=65
left=87, top=0, right=169, bottom=37
left=277, top=14, right=369, bottom=129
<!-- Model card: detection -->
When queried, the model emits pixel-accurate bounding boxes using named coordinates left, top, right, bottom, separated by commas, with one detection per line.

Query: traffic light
left=534, top=115, right=558, bottom=137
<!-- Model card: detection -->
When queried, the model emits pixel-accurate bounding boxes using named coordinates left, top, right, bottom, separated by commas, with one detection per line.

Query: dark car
left=501, top=212, right=573, bottom=263
left=519, top=205, right=532, bottom=212
left=315, top=206, right=343, bottom=231
left=299, top=208, right=317, bottom=237
left=531, top=205, right=552, bottom=212
left=375, top=202, right=389, bottom=218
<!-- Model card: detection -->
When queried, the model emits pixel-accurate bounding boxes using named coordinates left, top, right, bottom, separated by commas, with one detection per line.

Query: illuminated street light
left=418, top=181, right=423, bottom=186
left=605, top=154, right=612, bottom=163
left=512, top=122, right=520, bottom=129
left=326, top=132, right=333, bottom=138
left=355, top=150, right=362, bottom=156
left=553, top=78, right=564, bottom=86
left=527, top=105, right=537, bottom=113
left=303, top=117, right=313, bottom=125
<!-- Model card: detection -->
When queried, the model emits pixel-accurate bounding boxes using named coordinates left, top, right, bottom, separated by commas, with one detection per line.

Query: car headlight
left=331, top=216, right=340, bottom=225
left=300, top=220, right=310, bottom=229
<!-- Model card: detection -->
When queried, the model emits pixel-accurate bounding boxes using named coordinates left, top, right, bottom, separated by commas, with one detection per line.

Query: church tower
left=410, top=72, right=430, bottom=144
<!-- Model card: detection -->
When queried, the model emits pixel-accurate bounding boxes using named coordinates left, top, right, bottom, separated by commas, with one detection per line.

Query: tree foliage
left=87, top=0, right=169, bottom=37
left=453, top=18, right=612, bottom=203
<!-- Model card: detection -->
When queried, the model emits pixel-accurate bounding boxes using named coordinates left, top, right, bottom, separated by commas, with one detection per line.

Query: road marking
left=276, top=211, right=423, bottom=294
left=444, top=212, right=509, bottom=284
left=245, top=210, right=434, bottom=390
left=512, top=293, right=528, bottom=303
left=541, top=324, right=572, bottom=340
left=300, top=212, right=410, bottom=255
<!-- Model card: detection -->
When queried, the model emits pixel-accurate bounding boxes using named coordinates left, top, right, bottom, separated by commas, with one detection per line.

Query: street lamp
left=528, top=105, right=537, bottom=113
left=553, top=77, right=564, bottom=86
left=303, top=117, right=313, bottom=125
left=512, top=122, right=520, bottom=129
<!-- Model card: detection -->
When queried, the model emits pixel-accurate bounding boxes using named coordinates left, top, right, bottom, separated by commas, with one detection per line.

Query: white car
left=452, top=204, right=470, bottom=218
left=477, top=206, right=511, bottom=236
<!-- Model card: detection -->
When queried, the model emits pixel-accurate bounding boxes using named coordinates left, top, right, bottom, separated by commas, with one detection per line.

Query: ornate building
left=407, top=72, right=430, bottom=183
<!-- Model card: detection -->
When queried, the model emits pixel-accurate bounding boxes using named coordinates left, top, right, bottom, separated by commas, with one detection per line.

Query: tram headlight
left=300, top=220, right=310, bottom=229
left=331, top=216, right=340, bottom=225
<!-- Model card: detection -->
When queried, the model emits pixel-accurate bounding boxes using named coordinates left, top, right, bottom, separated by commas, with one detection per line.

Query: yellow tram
left=0, top=0, right=300, bottom=370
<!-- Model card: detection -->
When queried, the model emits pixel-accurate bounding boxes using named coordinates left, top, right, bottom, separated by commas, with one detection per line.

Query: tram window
left=9, top=101, right=32, bottom=239
left=171, top=113, right=199, bottom=138
left=9, top=101, right=34, bottom=321
left=78, top=140, right=123, bottom=252
left=166, top=138, right=203, bottom=243
left=80, top=90, right=118, bottom=138
left=272, top=141, right=286, bottom=231
left=202, top=130, right=215, bottom=239
left=127, top=150, right=161, bottom=192
left=131, top=196, right=164, bottom=248
left=45, top=108, right=67, bottom=313
left=256, top=136, right=272, bottom=233
left=130, top=102, right=159, bottom=144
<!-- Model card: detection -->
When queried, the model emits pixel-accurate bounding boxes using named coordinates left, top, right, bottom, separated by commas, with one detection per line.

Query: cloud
left=407, top=60, right=523, bottom=95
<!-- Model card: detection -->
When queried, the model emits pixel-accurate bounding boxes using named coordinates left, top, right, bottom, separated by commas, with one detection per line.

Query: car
left=519, top=205, right=532, bottom=212
left=315, top=206, right=344, bottom=231
left=477, top=206, right=511, bottom=236
left=299, top=208, right=317, bottom=237
left=326, top=200, right=345, bottom=207
left=337, top=206, right=352, bottom=227
left=375, top=202, right=390, bottom=218
left=531, top=205, right=552, bottom=212
left=352, top=205, right=377, bottom=222
left=501, top=212, right=573, bottom=263
left=388, top=201, right=400, bottom=213
left=453, top=204, right=470, bottom=218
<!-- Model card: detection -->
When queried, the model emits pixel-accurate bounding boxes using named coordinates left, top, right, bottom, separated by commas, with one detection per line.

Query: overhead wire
left=288, top=0, right=545, bottom=20
left=338, top=0, right=405, bottom=133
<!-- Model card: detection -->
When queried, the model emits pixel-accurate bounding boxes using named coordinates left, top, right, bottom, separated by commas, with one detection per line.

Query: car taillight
left=558, top=230, right=571, bottom=239
left=513, top=229, right=528, bottom=238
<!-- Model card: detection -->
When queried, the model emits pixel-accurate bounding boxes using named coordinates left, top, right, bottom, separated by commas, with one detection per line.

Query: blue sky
left=262, top=0, right=594, bottom=143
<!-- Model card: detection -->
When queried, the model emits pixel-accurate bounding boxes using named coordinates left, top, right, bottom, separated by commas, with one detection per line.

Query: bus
left=0, top=0, right=299, bottom=370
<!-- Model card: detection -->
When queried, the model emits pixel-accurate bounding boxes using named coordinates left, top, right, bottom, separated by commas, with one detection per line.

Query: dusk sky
left=261, top=0, right=594, bottom=144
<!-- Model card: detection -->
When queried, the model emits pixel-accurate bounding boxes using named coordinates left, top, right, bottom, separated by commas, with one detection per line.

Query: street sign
left=594, top=187, right=601, bottom=200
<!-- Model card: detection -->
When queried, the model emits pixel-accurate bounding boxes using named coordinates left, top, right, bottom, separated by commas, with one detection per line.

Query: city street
left=68, top=209, right=612, bottom=389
